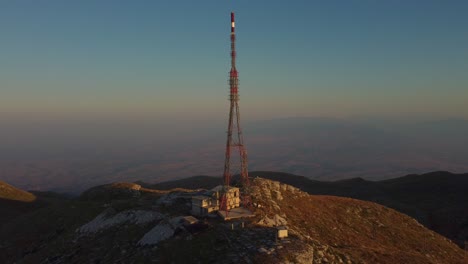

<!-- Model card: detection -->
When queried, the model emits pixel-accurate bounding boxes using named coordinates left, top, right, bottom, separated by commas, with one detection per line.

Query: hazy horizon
left=1, top=1, right=468, bottom=193
left=2, top=116, right=468, bottom=194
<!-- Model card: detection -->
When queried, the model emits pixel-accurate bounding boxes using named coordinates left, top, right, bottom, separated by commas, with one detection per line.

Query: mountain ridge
left=141, top=171, right=468, bottom=248
left=0, top=180, right=36, bottom=202
left=0, top=177, right=466, bottom=263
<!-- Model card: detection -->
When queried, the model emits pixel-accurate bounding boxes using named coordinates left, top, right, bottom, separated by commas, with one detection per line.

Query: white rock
left=77, top=209, right=163, bottom=234
left=271, top=181, right=281, bottom=191
left=257, top=216, right=276, bottom=227
left=257, top=214, right=288, bottom=227
left=287, top=185, right=297, bottom=193
left=280, top=184, right=288, bottom=192
left=138, top=223, right=174, bottom=245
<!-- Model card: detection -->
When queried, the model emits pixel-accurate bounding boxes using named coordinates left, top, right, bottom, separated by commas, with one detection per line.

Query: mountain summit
left=0, top=177, right=466, bottom=263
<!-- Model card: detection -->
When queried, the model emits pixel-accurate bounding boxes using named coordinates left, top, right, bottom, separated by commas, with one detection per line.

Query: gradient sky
left=1, top=0, right=468, bottom=121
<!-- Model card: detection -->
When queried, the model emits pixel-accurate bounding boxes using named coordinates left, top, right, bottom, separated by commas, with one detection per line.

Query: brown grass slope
left=251, top=178, right=468, bottom=264
left=0, top=180, right=36, bottom=202
left=251, top=170, right=468, bottom=248
left=0, top=177, right=466, bottom=263
left=139, top=171, right=468, bottom=248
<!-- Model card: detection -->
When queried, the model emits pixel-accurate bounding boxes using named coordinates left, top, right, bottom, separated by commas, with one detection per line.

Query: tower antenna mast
left=221, top=12, right=251, bottom=211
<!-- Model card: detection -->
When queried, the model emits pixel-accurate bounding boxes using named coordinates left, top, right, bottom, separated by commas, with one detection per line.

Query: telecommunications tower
left=220, top=12, right=251, bottom=210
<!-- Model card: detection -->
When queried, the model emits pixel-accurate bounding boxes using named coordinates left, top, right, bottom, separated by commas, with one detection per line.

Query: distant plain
left=1, top=117, right=467, bottom=194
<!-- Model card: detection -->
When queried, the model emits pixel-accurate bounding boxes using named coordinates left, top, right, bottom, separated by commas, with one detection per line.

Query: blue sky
left=1, top=0, right=468, bottom=120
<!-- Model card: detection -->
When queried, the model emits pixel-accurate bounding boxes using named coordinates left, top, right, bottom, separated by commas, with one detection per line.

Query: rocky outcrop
left=257, top=214, right=288, bottom=227
left=77, top=208, right=163, bottom=234
left=249, top=177, right=468, bottom=264
left=251, top=177, right=305, bottom=214
left=2, top=177, right=467, bottom=264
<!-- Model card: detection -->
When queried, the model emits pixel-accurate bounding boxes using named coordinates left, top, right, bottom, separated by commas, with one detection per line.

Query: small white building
left=277, top=226, right=288, bottom=239
left=191, top=192, right=219, bottom=216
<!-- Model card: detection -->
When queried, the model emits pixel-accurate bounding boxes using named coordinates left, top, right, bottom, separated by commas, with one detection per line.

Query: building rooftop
left=217, top=207, right=255, bottom=220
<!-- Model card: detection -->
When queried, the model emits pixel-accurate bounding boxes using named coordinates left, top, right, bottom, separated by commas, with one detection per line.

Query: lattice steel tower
left=221, top=12, right=250, bottom=208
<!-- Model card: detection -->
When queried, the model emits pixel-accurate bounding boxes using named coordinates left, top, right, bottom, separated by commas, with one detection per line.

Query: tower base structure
left=191, top=184, right=253, bottom=220
left=218, top=207, right=255, bottom=221
left=219, top=11, right=253, bottom=219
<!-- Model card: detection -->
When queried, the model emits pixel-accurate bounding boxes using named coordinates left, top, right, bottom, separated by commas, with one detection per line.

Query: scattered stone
left=272, top=190, right=283, bottom=201
left=293, top=245, right=314, bottom=264
left=287, top=185, right=297, bottom=193
left=272, top=203, right=281, bottom=212
left=271, top=181, right=280, bottom=191
left=257, top=214, right=288, bottom=227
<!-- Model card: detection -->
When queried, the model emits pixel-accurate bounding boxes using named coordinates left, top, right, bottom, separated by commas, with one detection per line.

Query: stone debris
left=272, top=190, right=283, bottom=201
left=287, top=185, right=298, bottom=193
left=138, top=223, right=175, bottom=246
left=291, top=245, right=314, bottom=264
left=257, top=214, right=288, bottom=227
left=271, top=202, right=281, bottom=212
left=77, top=208, right=163, bottom=234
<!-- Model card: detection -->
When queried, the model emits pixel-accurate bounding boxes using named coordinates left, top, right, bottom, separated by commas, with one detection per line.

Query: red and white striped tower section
left=221, top=12, right=251, bottom=211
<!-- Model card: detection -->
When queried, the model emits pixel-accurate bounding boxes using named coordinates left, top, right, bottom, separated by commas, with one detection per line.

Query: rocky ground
left=0, top=178, right=467, bottom=263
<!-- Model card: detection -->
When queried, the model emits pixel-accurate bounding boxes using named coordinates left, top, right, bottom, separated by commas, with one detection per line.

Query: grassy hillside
left=0, top=180, right=36, bottom=202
